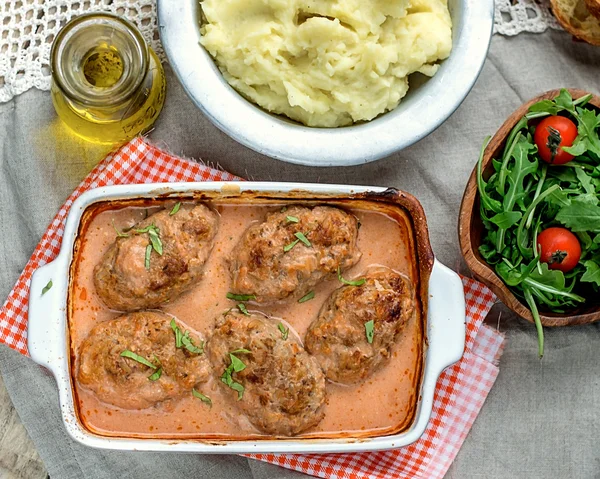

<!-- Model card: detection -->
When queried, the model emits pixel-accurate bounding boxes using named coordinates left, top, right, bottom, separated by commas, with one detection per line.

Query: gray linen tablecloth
left=1, top=31, right=600, bottom=479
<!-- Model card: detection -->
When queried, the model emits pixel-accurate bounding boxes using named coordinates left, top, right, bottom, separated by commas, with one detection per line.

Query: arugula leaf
left=556, top=201, right=600, bottom=232
left=581, top=260, right=600, bottom=287
left=477, top=137, right=503, bottom=214
left=192, top=389, right=212, bottom=406
left=488, top=211, right=522, bottom=229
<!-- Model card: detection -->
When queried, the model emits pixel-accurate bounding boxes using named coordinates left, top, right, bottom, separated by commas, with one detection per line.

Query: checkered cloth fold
left=0, top=138, right=504, bottom=479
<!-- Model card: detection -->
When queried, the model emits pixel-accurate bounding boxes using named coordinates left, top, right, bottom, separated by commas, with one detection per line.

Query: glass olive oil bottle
left=51, top=13, right=166, bottom=145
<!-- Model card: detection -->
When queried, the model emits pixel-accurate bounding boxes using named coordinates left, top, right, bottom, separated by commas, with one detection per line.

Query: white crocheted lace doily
left=495, top=0, right=562, bottom=35
left=0, top=0, right=564, bottom=103
left=0, top=0, right=163, bottom=103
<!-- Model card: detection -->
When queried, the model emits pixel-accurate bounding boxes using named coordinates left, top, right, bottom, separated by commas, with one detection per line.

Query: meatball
left=94, top=203, right=218, bottom=311
left=305, top=269, right=414, bottom=384
left=78, top=311, right=210, bottom=410
left=206, top=310, right=326, bottom=436
left=229, top=205, right=361, bottom=303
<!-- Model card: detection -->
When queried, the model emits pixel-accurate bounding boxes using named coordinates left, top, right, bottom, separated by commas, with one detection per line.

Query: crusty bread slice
left=550, top=0, right=600, bottom=45
left=585, top=0, right=600, bottom=20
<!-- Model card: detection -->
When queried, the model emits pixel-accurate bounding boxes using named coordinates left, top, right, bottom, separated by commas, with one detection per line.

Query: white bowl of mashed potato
left=158, top=0, right=493, bottom=166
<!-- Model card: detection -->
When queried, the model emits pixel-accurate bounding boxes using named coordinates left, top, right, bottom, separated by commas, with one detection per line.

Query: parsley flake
left=337, top=267, right=366, bottom=286
left=192, top=389, right=212, bottom=406
left=237, top=303, right=250, bottom=315
left=169, top=202, right=182, bottom=216
left=294, top=232, right=311, bottom=247
left=283, top=238, right=300, bottom=252
left=112, top=219, right=129, bottom=238
left=144, top=244, right=152, bottom=270
left=148, top=367, right=163, bottom=381
left=278, top=323, right=289, bottom=340
left=120, top=350, right=157, bottom=369
left=226, top=292, right=256, bottom=302
left=41, top=280, right=53, bottom=296
left=286, top=215, right=299, bottom=223
left=298, top=291, right=315, bottom=303
left=365, top=320, right=375, bottom=344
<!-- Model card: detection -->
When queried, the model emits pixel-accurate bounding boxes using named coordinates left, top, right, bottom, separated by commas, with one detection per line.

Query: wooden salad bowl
left=459, top=88, right=600, bottom=327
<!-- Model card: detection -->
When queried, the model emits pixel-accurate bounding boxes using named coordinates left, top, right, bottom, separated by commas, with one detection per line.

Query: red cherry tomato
left=537, top=227, right=581, bottom=272
left=533, top=116, right=578, bottom=165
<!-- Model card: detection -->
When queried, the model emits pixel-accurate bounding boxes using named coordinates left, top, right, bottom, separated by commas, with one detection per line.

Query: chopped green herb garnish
left=237, top=303, right=250, bottom=315
left=120, top=350, right=157, bottom=369
left=231, top=348, right=251, bottom=354
left=226, top=292, right=256, bottom=302
left=294, top=232, right=311, bottom=247
left=229, top=353, right=247, bottom=372
left=337, top=267, right=366, bottom=286
left=365, top=320, right=375, bottom=344
left=283, top=238, right=300, bottom=252
left=148, top=228, right=163, bottom=255
left=192, top=389, right=212, bottom=406
left=181, top=331, right=204, bottom=354
left=229, top=382, right=245, bottom=400
left=170, top=319, right=183, bottom=348
left=221, top=350, right=250, bottom=400
left=278, top=323, right=289, bottom=340
left=170, top=319, right=203, bottom=353
left=298, top=291, right=315, bottom=303
left=148, top=367, right=163, bottom=381
left=286, top=215, right=299, bottom=223
left=112, top=219, right=129, bottom=238
left=144, top=244, right=152, bottom=270
left=41, top=280, right=53, bottom=296
left=281, top=206, right=287, bottom=213
left=134, top=224, right=163, bottom=255
left=169, top=202, right=182, bottom=216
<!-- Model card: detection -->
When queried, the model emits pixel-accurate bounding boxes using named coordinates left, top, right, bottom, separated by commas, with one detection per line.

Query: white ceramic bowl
left=28, top=182, right=465, bottom=453
left=157, top=0, right=494, bottom=166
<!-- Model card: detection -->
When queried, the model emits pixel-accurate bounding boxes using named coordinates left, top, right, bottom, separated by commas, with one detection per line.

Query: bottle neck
left=51, top=13, right=149, bottom=108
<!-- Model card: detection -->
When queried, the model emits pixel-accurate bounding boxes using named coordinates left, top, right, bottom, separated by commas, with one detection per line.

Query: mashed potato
left=200, top=0, right=452, bottom=127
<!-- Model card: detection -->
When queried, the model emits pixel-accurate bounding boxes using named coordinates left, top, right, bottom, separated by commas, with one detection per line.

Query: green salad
left=477, top=89, right=600, bottom=357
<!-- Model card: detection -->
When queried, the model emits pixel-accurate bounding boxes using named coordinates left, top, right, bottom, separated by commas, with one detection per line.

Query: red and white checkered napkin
left=0, top=137, right=504, bottom=479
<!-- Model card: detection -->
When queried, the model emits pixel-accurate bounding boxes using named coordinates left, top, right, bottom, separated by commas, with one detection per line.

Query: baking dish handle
left=427, top=260, right=466, bottom=373
left=28, top=258, right=66, bottom=375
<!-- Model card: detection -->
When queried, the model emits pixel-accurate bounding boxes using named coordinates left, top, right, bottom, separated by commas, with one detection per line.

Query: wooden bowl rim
left=459, top=88, right=600, bottom=327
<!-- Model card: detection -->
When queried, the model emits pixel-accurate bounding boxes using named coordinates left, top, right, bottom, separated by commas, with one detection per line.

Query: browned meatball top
left=305, top=269, right=414, bottom=385
left=94, top=203, right=218, bottom=311
left=206, top=311, right=326, bottom=436
left=229, top=205, right=361, bottom=303
left=78, top=311, right=209, bottom=410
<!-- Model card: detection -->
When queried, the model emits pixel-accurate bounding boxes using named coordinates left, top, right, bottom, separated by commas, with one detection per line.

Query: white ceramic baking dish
left=28, top=182, right=465, bottom=453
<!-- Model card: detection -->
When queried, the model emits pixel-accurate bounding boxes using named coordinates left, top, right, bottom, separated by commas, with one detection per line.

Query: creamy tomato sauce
left=69, top=200, right=423, bottom=439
